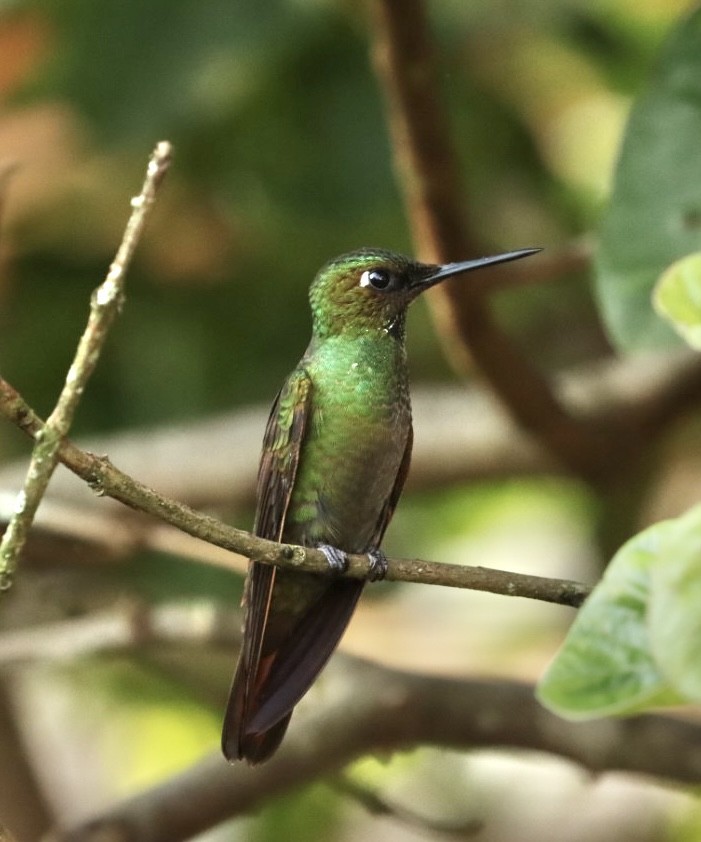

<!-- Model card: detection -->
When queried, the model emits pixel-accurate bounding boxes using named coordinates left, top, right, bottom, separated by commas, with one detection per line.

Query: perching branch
left=2, top=351, right=698, bottom=590
left=0, top=141, right=173, bottom=592
left=367, top=0, right=633, bottom=488
left=48, top=656, right=701, bottom=842
left=0, top=376, right=590, bottom=608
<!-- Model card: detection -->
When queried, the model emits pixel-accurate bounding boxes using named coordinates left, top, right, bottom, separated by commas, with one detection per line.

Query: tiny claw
left=318, top=544, right=349, bottom=574
left=366, top=549, right=388, bottom=582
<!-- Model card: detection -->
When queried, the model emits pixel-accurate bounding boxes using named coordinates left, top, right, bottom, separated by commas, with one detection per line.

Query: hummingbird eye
left=359, top=268, right=392, bottom=291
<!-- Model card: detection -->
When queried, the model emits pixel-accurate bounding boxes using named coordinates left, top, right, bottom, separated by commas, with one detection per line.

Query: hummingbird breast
left=285, top=334, right=412, bottom=553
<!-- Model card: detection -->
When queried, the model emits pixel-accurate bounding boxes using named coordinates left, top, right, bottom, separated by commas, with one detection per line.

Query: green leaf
left=596, top=8, right=701, bottom=351
left=648, top=504, right=701, bottom=701
left=537, top=518, right=685, bottom=719
left=653, top=252, right=701, bottom=349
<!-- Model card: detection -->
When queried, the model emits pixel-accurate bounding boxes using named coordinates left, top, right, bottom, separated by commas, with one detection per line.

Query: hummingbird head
left=308, top=246, right=541, bottom=339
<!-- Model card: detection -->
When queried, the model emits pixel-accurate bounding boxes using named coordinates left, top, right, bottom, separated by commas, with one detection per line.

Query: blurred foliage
left=1, top=0, right=700, bottom=839
left=654, top=251, right=701, bottom=349
left=247, top=784, right=341, bottom=842
left=543, top=7, right=701, bottom=724
left=1, top=0, right=682, bottom=441
left=20, top=657, right=221, bottom=793
left=596, top=5, right=701, bottom=349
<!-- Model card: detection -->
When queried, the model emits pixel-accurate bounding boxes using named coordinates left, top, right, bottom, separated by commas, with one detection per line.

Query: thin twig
left=0, top=376, right=590, bottom=607
left=0, top=142, right=172, bottom=592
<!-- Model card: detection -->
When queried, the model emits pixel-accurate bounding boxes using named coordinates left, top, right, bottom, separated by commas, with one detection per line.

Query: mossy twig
left=0, top=141, right=173, bottom=591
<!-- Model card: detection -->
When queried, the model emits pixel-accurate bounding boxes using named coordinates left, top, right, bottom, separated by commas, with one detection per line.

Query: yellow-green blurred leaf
left=653, top=252, right=701, bottom=349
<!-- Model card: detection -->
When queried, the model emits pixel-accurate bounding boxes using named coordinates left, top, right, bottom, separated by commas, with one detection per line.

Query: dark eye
left=360, top=268, right=392, bottom=290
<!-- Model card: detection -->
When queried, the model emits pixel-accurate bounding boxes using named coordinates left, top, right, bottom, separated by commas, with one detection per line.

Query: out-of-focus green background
left=0, top=1, right=698, bottom=840
left=2, top=0, right=683, bottom=433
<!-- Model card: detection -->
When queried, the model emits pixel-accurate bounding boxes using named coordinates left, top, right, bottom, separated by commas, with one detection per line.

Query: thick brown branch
left=368, top=0, right=627, bottom=487
left=368, top=0, right=475, bottom=272
left=49, top=657, right=701, bottom=842
left=0, top=377, right=590, bottom=608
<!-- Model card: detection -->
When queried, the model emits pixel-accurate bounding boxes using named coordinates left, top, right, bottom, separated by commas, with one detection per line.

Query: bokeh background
left=0, top=1, right=698, bottom=840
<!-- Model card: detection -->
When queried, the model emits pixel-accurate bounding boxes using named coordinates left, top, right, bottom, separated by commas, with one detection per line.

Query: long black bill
left=417, top=247, right=541, bottom=289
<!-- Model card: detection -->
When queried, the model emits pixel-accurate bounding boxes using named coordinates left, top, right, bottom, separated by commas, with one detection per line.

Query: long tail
left=222, top=567, right=364, bottom=764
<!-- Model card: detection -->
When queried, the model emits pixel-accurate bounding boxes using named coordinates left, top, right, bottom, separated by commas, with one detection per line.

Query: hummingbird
left=222, top=245, right=540, bottom=764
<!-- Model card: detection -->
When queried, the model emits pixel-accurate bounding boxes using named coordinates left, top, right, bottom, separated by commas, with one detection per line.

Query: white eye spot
left=359, top=268, right=392, bottom=290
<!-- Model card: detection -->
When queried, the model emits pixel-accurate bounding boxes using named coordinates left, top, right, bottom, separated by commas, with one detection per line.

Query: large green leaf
left=596, top=8, right=701, bottom=350
left=537, top=517, right=687, bottom=718
left=648, top=505, right=701, bottom=701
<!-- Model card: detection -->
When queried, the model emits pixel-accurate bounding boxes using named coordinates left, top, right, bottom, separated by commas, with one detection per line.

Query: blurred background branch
left=46, top=655, right=701, bottom=842
left=369, top=0, right=625, bottom=488
left=0, top=0, right=700, bottom=840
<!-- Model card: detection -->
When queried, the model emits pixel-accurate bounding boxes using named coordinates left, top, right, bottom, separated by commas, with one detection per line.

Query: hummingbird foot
left=318, top=544, right=349, bottom=574
left=366, top=549, right=388, bottom=582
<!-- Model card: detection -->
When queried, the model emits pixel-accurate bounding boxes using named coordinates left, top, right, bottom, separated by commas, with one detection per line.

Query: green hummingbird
left=222, top=245, right=539, bottom=764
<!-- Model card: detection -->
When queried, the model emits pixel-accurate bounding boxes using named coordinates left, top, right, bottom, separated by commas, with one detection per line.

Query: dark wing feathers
left=254, top=368, right=312, bottom=542
left=222, top=368, right=312, bottom=762
left=222, top=366, right=414, bottom=765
